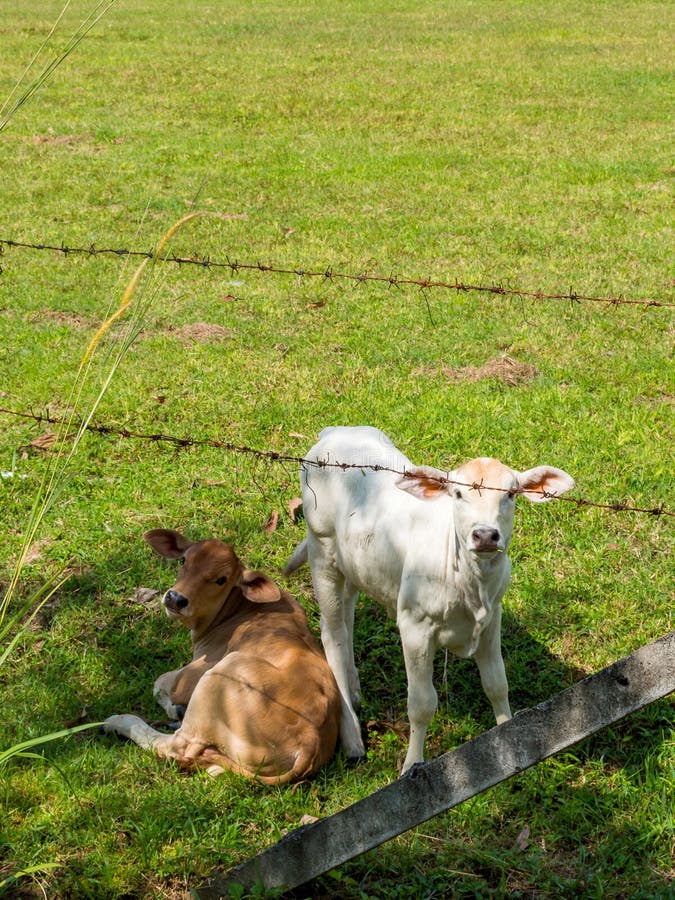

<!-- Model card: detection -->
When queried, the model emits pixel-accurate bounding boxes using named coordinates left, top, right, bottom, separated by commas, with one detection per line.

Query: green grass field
left=0, top=1, right=673, bottom=897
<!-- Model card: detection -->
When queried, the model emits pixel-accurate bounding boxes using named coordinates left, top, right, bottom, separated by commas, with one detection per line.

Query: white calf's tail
left=284, top=539, right=308, bottom=575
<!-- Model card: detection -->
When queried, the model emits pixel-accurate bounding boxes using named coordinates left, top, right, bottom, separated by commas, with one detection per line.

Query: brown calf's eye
left=215, top=576, right=227, bottom=586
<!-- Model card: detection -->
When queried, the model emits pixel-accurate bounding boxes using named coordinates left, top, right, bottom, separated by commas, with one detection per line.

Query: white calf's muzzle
left=470, top=525, right=504, bottom=554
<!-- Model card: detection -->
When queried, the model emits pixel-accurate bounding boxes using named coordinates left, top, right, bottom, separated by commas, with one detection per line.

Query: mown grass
left=0, top=0, right=673, bottom=897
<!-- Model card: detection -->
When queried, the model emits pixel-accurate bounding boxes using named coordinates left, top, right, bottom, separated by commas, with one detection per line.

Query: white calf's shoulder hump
left=318, top=425, right=392, bottom=446
left=314, top=426, right=412, bottom=472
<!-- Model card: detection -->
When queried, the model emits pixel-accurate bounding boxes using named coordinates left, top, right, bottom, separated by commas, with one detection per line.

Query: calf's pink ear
left=239, top=570, right=282, bottom=603
left=143, top=529, right=194, bottom=559
left=395, top=466, right=448, bottom=500
left=516, top=467, right=575, bottom=502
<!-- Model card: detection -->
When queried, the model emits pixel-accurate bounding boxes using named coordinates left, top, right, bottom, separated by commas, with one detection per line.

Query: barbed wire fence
left=1, top=236, right=671, bottom=520
left=1, top=406, right=671, bottom=518
left=1, top=237, right=673, bottom=309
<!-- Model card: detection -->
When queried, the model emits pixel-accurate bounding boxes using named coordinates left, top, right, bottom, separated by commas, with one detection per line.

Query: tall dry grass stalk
left=1, top=211, right=210, bottom=630
left=0, top=211, right=212, bottom=804
left=0, top=202, right=213, bottom=887
left=0, top=0, right=117, bottom=631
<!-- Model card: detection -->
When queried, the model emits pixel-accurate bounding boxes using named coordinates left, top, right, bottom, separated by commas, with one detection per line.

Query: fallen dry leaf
left=515, top=825, right=531, bottom=850
left=63, top=708, right=89, bottom=729
left=288, top=497, right=303, bottom=524
left=264, top=511, right=279, bottom=534
left=30, top=430, right=59, bottom=451
left=129, top=587, right=160, bottom=607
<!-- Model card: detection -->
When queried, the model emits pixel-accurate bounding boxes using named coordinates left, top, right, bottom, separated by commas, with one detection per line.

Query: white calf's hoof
left=102, top=715, right=124, bottom=733
left=102, top=714, right=144, bottom=741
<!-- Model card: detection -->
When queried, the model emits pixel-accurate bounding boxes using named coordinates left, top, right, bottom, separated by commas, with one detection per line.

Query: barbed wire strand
left=1, top=406, right=670, bottom=518
left=0, top=238, right=672, bottom=309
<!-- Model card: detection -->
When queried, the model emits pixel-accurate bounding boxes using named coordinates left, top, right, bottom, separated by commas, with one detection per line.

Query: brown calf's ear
left=144, top=529, right=195, bottom=559
left=396, top=466, right=448, bottom=501
left=239, top=569, right=282, bottom=604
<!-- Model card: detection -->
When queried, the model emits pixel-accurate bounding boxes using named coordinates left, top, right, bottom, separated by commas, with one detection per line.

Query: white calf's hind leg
left=103, top=714, right=176, bottom=754
left=309, top=542, right=365, bottom=759
left=319, top=608, right=366, bottom=759
left=343, top=582, right=361, bottom=710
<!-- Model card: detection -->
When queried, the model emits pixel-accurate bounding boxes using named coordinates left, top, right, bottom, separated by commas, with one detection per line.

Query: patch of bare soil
left=636, top=390, right=674, bottom=407
left=166, top=322, right=234, bottom=344
left=441, top=354, right=539, bottom=386
left=30, top=131, right=93, bottom=145
left=28, top=132, right=125, bottom=152
left=30, top=309, right=94, bottom=329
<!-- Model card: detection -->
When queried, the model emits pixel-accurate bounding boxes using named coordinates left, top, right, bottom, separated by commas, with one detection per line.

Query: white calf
left=285, top=426, right=574, bottom=773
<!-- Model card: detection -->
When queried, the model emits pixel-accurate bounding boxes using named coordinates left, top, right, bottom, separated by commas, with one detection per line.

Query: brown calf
left=103, top=529, right=340, bottom=784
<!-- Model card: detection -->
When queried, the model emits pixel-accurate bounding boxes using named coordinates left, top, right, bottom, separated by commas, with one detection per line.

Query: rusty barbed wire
left=1, top=406, right=671, bottom=518
left=0, top=237, right=672, bottom=309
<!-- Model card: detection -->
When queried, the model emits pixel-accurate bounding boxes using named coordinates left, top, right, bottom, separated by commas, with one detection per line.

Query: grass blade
left=0, top=722, right=102, bottom=768
left=0, top=1, right=117, bottom=133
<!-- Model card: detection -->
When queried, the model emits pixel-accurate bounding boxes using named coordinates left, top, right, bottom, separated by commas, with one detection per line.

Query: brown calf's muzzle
left=163, top=588, right=190, bottom=616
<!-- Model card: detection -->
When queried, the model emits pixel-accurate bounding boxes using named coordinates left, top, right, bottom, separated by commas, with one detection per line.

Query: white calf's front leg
left=319, top=610, right=365, bottom=759
left=399, top=613, right=438, bottom=774
left=153, top=669, right=184, bottom=719
left=473, top=607, right=511, bottom=724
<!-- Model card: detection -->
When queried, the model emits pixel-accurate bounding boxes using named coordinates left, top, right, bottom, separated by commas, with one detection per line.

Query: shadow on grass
left=290, top=597, right=673, bottom=900
left=300, top=767, right=675, bottom=900
left=2, top=551, right=189, bottom=743
left=6, top=560, right=672, bottom=898
left=352, top=598, right=589, bottom=742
